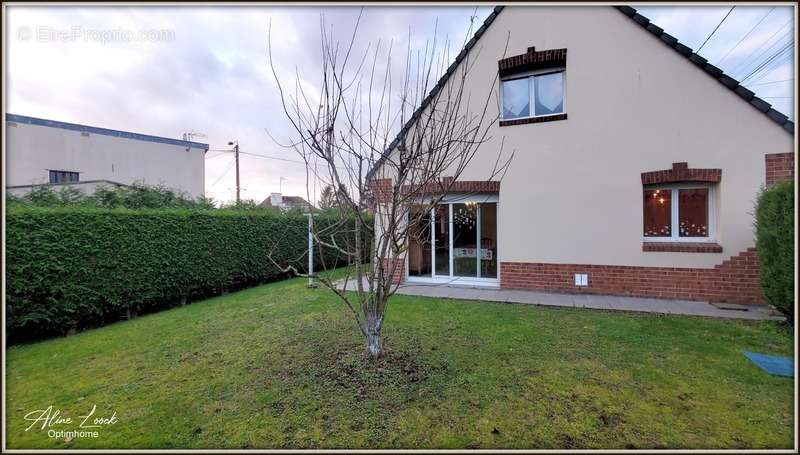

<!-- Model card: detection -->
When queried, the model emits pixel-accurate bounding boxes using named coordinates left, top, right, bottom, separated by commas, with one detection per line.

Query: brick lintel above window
left=641, top=162, right=721, bottom=185
left=498, top=46, right=567, bottom=77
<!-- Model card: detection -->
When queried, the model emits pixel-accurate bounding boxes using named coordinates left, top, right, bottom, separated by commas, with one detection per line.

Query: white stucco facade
left=5, top=114, right=208, bottom=198
left=373, top=6, right=794, bottom=273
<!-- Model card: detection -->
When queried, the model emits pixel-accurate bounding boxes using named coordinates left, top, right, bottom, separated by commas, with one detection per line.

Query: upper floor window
left=501, top=70, right=565, bottom=120
left=49, top=170, right=79, bottom=184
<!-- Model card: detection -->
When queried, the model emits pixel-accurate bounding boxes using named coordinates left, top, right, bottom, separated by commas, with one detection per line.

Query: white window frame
left=500, top=68, right=567, bottom=121
left=406, top=193, right=500, bottom=287
left=642, top=183, right=717, bottom=243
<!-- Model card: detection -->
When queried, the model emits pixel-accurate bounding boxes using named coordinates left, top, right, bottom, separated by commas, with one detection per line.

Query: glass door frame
left=406, top=193, right=499, bottom=287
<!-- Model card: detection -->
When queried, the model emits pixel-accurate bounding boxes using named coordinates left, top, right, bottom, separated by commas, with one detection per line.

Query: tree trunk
left=365, top=322, right=384, bottom=358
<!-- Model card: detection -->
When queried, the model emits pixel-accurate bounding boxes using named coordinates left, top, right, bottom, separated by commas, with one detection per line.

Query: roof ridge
left=616, top=5, right=794, bottom=135
left=6, top=113, right=210, bottom=149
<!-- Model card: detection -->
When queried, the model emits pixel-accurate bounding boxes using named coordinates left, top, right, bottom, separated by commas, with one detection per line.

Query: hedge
left=755, top=180, right=794, bottom=319
left=6, top=206, right=367, bottom=342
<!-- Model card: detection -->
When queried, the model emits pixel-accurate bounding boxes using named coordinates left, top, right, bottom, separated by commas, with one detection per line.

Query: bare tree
left=267, top=10, right=512, bottom=358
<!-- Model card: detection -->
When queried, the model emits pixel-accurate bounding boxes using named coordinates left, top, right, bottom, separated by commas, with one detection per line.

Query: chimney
left=270, top=192, right=283, bottom=207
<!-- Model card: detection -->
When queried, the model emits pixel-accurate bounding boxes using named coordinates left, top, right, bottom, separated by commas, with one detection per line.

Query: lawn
left=5, top=276, right=794, bottom=449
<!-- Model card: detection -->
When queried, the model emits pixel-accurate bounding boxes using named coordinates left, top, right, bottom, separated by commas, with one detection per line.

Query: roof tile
left=734, top=85, right=755, bottom=101
left=646, top=23, right=664, bottom=36
left=749, top=97, right=771, bottom=113
left=632, top=13, right=649, bottom=26
left=703, top=63, right=723, bottom=78
left=718, top=75, right=739, bottom=89
left=674, top=43, right=692, bottom=56
left=688, top=53, right=707, bottom=66
left=659, top=33, right=678, bottom=46
left=766, top=108, right=789, bottom=124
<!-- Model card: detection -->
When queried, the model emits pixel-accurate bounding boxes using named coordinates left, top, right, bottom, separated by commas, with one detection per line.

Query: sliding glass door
left=408, top=200, right=498, bottom=282
left=433, top=205, right=450, bottom=276
left=480, top=203, right=497, bottom=278
left=453, top=203, right=478, bottom=277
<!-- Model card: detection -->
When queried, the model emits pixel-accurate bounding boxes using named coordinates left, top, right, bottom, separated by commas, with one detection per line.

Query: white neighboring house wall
left=5, top=180, right=130, bottom=198
left=270, top=192, right=283, bottom=207
left=5, top=114, right=208, bottom=198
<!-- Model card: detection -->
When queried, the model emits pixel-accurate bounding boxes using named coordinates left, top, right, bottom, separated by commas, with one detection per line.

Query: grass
left=6, top=275, right=794, bottom=449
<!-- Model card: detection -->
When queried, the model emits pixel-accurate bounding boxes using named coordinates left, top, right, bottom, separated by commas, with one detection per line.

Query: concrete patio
left=334, top=278, right=785, bottom=321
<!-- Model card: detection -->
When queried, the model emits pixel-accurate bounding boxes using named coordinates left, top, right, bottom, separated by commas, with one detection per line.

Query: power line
left=728, top=18, right=792, bottom=77
left=209, top=147, right=356, bottom=174
left=745, top=44, right=793, bottom=82
left=732, top=28, right=792, bottom=80
left=210, top=157, right=236, bottom=187
left=745, top=78, right=793, bottom=87
left=239, top=151, right=311, bottom=165
left=740, top=42, right=793, bottom=83
left=207, top=148, right=313, bottom=166
left=744, top=49, right=794, bottom=85
left=717, top=7, right=775, bottom=65
left=697, top=6, right=735, bottom=54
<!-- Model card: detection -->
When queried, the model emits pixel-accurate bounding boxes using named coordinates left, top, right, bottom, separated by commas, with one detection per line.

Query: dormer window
left=501, top=70, right=565, bottom=120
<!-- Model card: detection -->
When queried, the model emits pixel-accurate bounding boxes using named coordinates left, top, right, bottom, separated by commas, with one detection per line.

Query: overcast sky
left=6, top=5, right=794, bottom=204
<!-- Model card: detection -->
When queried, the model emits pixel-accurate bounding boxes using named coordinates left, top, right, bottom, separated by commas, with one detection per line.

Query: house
left=369, top=6, right=794, bottom=305
left=259, top=192, right=314, bottom=211
left=5, top=114, right=208, bottom=198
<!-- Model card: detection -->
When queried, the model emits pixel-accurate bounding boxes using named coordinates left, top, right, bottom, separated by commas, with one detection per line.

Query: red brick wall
left=382, top=258, right=405, bottom=284
left=641, top=162, right=721, bottom=185
left=500, top=248, right=763, bottom=304
left=498, top=47, right=567, bottom=77
left=368, top=178, right=393, bottom=204
left=402, top=178, right=500, bottom=195
left=765, top=153, right=795, bottom=186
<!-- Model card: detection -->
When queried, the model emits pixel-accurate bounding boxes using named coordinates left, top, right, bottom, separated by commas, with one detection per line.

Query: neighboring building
left=259, top=192, right=314, bottom=211
left=5, top=114, right=209, bottom=198
left=369, top=6, right=794, bottom=305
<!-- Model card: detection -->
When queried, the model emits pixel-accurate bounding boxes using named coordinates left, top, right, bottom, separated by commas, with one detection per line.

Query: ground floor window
left=408, top=200, right=497, bottom=279
left=49, top=170, right=79, bottom=183
left=643, top=184, right=714, bottom=241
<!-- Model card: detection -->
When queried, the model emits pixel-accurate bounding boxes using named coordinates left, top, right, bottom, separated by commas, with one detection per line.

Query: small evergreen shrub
left=755, top=180, right=794, bottom=319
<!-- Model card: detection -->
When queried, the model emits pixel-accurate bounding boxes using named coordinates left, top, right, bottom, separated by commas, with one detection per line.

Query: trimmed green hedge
left=755, top=180, right=794, bottom=319
left=6, top=207, right=364, bottom=341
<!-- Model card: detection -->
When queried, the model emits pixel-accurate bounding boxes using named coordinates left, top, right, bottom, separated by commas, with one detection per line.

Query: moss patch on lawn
left=6, top=276, right=794, bottom=449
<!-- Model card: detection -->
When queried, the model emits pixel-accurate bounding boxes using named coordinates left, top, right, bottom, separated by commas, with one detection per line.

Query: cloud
left=7, top=5, right=490, bottom=204
left=7, top=6, right=793, bottom=203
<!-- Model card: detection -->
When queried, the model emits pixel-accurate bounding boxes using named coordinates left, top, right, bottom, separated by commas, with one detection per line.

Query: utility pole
left=307, top=213, right=314, bottom=288
left=228, top=140, right=240, bottom=204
